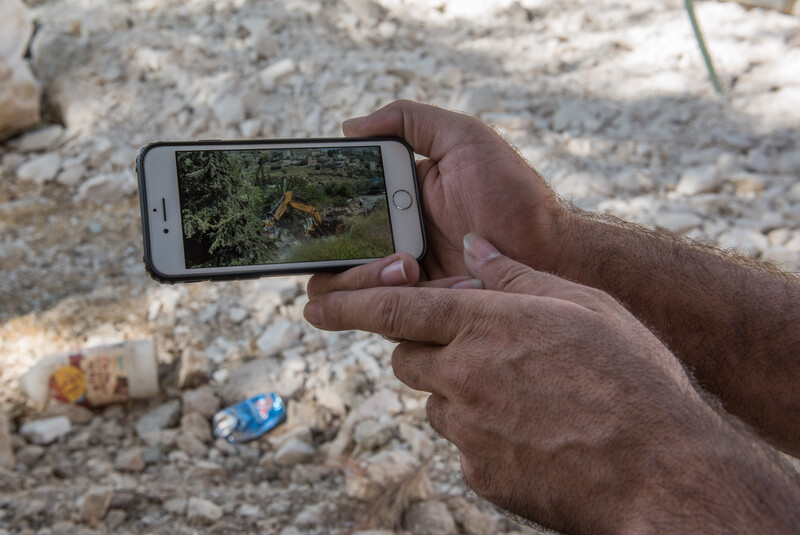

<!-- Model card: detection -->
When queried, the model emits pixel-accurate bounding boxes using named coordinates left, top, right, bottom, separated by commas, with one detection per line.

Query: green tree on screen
left=178, top=151, right=274, bottom=268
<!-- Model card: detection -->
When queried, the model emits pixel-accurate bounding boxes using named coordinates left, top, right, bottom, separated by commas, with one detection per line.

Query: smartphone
left=136, top=138, right=425, bottom=283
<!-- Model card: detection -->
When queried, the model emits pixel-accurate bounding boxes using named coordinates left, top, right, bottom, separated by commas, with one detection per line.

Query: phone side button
left=392, top=190, right=413, bottom=210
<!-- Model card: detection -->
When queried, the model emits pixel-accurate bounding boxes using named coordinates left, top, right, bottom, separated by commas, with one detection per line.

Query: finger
left=462, top=233, right=607, bottom=309
left=417, top=276, right=482, bottom=289
left=304, top=286, right=466, bottom=345
left=391, top=341, right=447, bottom=396
left=342, top=100, right=493, bottom=161
left=306, top=253, right=420, bottom=298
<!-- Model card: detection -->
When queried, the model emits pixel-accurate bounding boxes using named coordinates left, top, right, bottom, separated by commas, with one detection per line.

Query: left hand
left=304, top=234, right=718, bottom=533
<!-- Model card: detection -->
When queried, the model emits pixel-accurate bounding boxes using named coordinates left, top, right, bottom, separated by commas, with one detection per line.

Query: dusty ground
left=1, top=0, right=799, bottom=533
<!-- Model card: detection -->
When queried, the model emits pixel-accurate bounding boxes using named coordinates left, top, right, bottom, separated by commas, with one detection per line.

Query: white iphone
left=136, top=138, right=425, bottom=283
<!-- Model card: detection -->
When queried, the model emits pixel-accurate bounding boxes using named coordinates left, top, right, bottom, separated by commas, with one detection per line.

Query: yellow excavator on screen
left=264, top=191, right=326, bottom=236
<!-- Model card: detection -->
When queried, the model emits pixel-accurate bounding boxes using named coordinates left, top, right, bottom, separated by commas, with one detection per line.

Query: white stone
left=717, top=228, right=770, bottom=259
left=451, top=86, right=502, bottom=116
left=78, top=486, right=113, bottom=524
left=136, top=400, right=182, bottom=437
left=181, top=412, right=211, bottom=441
left=178, top=348, right=211, bottom=390
left=730, top=173, right=766, bottom=195
left=164, top=497, right=187, bottom=515
left=0, top=51, right=38, bottom=139
left=676, top=165, right=719, bottom=196
left=186, top=497, right=223, bottom=525
left=227, top=306, right=249, bottom=324
left=762, top=246, right=799, bottom=272
left=238, top=504, right=260, bottom=518
left=552, top=170, right=614, bottom=199
left=359, top=388, right=403, bottom=419
left=255, top=320, right=299, bottom=358
left=252, top=30, right=278, bottom=60
left=16, top=125, right=65, bottom=152
left=16, top=153, right=61, bottom=184
left=353, top=418, right=394, bottom=451
left=74, top=172, right=136, bottom=203
left=260, top=59, right=297, bottom=89
left=56, top=160, right=85, bottom=186
left=19, top=416, right=71, bottom=444
left=213, top=93, right=245, bottom=128
left=273, top=437, right=316, bottom=466
left=182, top=385, right=219, bottom=419
left=239, top=118, right=262, bottom=139
left=651, top=211, right=704, bottom=235
left=768, top=227, right=792, bottom=247
left=0, top=0, right=32, bottom=59
left=115, top=447, right=145, bottom=473
left=404, top=500, right=457, bottom=535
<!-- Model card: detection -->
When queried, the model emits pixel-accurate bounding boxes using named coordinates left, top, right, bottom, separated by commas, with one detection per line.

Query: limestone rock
left=260, top=58, right=296, bottom=89
left=187, top=497, right=223, bottom=525
left=220, top=357, right=280, bottom=405
left=0, top=0, right=39, bottom=142
left=15, top=125, right=65, bottom=152
left=15, top=445, right=44, bottom=467
left=676, top=165, right=719, bottom=196
left=404, top=500, right=457, bottom=535
left=178, top=348, right=211, bottom=389
left=449, top=497, right=496, bottom=535
left=115, top=447, right=145, bottom=473
left=177, top=431, right=209, bottom=458
left=273, top=438, right=316, bottom=466
left=74, top=172, right=136, bottom=203
left=254, top=319, right=300, bottom=358
left=78, top=485, right=113, bottom=524
left=136, top=401, right=182, bottom=438
left=16, top=153, right=61, bottom=184
left=19, top=416, right=71, bottom=445
left=182, top=385, right=220, bottom=419
left=181, top=412, right=212, bottom=442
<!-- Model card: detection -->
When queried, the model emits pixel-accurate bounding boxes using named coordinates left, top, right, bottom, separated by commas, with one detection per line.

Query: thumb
left=462, top=233, right=568, bottom=296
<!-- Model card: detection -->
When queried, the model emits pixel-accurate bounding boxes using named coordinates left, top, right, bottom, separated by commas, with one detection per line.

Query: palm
left=415, top=139, right=554, bottom=282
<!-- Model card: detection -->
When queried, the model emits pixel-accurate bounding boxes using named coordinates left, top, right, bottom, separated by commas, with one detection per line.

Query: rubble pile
left=1, top=0, right=799, bottom=533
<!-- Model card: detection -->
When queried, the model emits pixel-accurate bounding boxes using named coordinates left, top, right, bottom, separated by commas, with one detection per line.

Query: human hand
left=343, top=100, right=569, bottom=282
left=304, top=234, right=737, bottom=533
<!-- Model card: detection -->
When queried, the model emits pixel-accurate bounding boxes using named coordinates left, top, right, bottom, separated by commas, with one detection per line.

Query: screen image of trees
left=175, top=146, right=395, bottom=268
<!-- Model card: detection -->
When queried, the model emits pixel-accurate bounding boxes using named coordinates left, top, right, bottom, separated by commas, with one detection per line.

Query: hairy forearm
left=552, top=209, right=800, bottom=456
left=615, top=407, right=800, bottom=534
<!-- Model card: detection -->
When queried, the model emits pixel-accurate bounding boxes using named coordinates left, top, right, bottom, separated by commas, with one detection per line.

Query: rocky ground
left=1, top=0, right=799, bottom=533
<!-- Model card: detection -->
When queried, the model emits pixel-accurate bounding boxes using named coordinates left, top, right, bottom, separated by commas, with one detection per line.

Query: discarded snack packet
left=212, top=392, right=286, bottom=443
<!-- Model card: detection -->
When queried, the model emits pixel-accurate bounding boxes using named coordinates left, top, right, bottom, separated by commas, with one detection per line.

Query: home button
left=392, top=190, right=413, bottom=210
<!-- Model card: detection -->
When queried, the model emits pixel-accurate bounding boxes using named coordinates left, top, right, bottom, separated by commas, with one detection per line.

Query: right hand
left=304, top=234, right=750, bottom=533
left=342, top=100, right=569, bottom=282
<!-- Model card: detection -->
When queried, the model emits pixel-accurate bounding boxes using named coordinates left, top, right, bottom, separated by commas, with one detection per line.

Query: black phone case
left=136, top=137, right=426, bottom=284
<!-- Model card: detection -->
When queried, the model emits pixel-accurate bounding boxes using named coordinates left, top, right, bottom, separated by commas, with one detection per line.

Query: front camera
left=163, top=229, right=169, bottom=234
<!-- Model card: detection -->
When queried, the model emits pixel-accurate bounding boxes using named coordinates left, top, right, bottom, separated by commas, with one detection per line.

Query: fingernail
left=380, top=259, right=408, bottom=286
left=304, top=302, right=323, bottom=326
left=463, top=233, right=500, bottom=262
left=451, top=279, right=484, bottom=290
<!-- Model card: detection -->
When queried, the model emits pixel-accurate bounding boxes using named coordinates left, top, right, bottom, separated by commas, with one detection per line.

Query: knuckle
left=373, top=291, right=404, bottom=336
left=449, top=365, right=482, bottom=402
left=495, top=261, right=534, bottom=292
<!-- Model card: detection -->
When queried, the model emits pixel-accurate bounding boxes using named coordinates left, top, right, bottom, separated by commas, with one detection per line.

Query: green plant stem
left=684, top=0, right=723, bottom=94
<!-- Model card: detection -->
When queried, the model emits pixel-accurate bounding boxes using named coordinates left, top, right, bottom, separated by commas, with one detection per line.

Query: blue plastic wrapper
left=212, top=392, right=287, bottom=443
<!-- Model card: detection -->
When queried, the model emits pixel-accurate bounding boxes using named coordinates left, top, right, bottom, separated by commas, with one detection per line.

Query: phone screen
left=174, top=146, right=395, bottom=269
